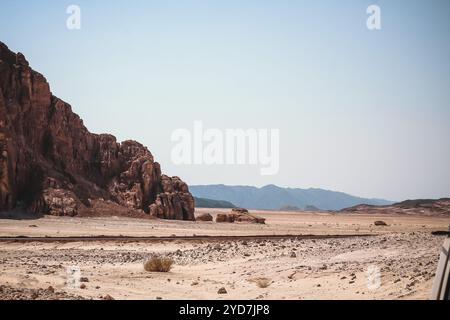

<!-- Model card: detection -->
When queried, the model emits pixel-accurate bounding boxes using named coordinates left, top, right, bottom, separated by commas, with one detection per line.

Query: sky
left=1, top=0, right=449, bottom=201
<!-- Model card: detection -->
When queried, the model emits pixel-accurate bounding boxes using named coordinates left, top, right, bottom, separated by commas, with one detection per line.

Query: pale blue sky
left=1, top=0, right=449, bottom=201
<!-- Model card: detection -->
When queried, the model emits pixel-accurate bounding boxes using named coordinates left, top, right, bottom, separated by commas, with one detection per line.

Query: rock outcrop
left=215, top=208, right=265, bottom=224
left=0, top=42, right=194, bottom=220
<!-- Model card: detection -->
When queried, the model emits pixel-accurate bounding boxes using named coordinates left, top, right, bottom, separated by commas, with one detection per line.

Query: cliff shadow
left=0, top=209, right=45, bottom=220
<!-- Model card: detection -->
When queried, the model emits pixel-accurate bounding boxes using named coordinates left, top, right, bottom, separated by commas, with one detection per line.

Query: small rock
left=218, top=287, right=228, bottom=294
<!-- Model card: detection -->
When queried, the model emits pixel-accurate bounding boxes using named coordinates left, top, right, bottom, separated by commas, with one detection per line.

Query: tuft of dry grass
left=144, top=256, right=174, bottom=272
left=255, top=278, right=271, bottom=288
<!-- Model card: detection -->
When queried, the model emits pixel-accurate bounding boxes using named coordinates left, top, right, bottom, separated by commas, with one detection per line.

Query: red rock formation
left=0, top=42, right=195, bottom=220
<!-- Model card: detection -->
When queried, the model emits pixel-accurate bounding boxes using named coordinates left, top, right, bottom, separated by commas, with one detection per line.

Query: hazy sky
left=1, top=0, right=449, bottom=201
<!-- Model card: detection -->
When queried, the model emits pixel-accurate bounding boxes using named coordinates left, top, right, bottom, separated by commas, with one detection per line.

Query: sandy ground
left=0, top=209, right=449, bottom=300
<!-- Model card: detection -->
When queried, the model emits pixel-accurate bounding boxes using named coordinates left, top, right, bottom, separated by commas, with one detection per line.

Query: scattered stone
left=218, top=287, right=228, bottom=294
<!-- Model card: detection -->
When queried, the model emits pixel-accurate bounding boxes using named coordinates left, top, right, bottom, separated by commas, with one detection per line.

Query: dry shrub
left=255, top=278, right=271, bottom=288
left=144, top=256, right=174, bottom=272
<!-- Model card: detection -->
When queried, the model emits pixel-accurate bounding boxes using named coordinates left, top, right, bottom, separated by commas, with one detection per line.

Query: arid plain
left=1, top=208, right=449, bottom=300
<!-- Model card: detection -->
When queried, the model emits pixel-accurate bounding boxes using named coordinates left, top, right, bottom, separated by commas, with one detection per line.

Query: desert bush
left=144, top=256, right=174, bottom=272
left=255, top=278, right=271, bottom=288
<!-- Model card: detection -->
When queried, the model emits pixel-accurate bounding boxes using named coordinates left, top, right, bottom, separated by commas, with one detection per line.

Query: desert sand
left=0, top=208, right=449, bottom=300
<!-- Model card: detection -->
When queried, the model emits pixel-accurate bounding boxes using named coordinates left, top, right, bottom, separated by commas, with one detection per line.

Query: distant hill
left=304, top=205, right=320, bottom=212
left=190, top=184, right=392, bottom=211
left=394, top=198, right=450, bottom=208
left=279, top=205, right=302, bottom=211
left=194, top=197, right=236, bottom=208
left=340, top=198, right=450, bottom=216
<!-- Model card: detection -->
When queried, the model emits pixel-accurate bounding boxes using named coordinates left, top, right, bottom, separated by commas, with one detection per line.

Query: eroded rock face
left=0, top=42, right=195, bottom=220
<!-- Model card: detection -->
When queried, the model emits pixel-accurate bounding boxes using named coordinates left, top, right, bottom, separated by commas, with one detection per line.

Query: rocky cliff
left=0, top=42, right=195, bottom=220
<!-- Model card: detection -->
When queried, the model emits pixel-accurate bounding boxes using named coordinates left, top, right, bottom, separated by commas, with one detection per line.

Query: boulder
left=215, top=209, right=265, bottom=224
left=216, top=213, right=233, bottom=223
left=41, top=188, right=80, bottom=217
left=231, top=208, right=249, bottom=214
left=254, top=216, right=266, bottom=224
left=196, top=213, right=213, bottom=222
left=235, top=214, right=257, bottom=223
left=217, top=287, right=227, bottom=294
